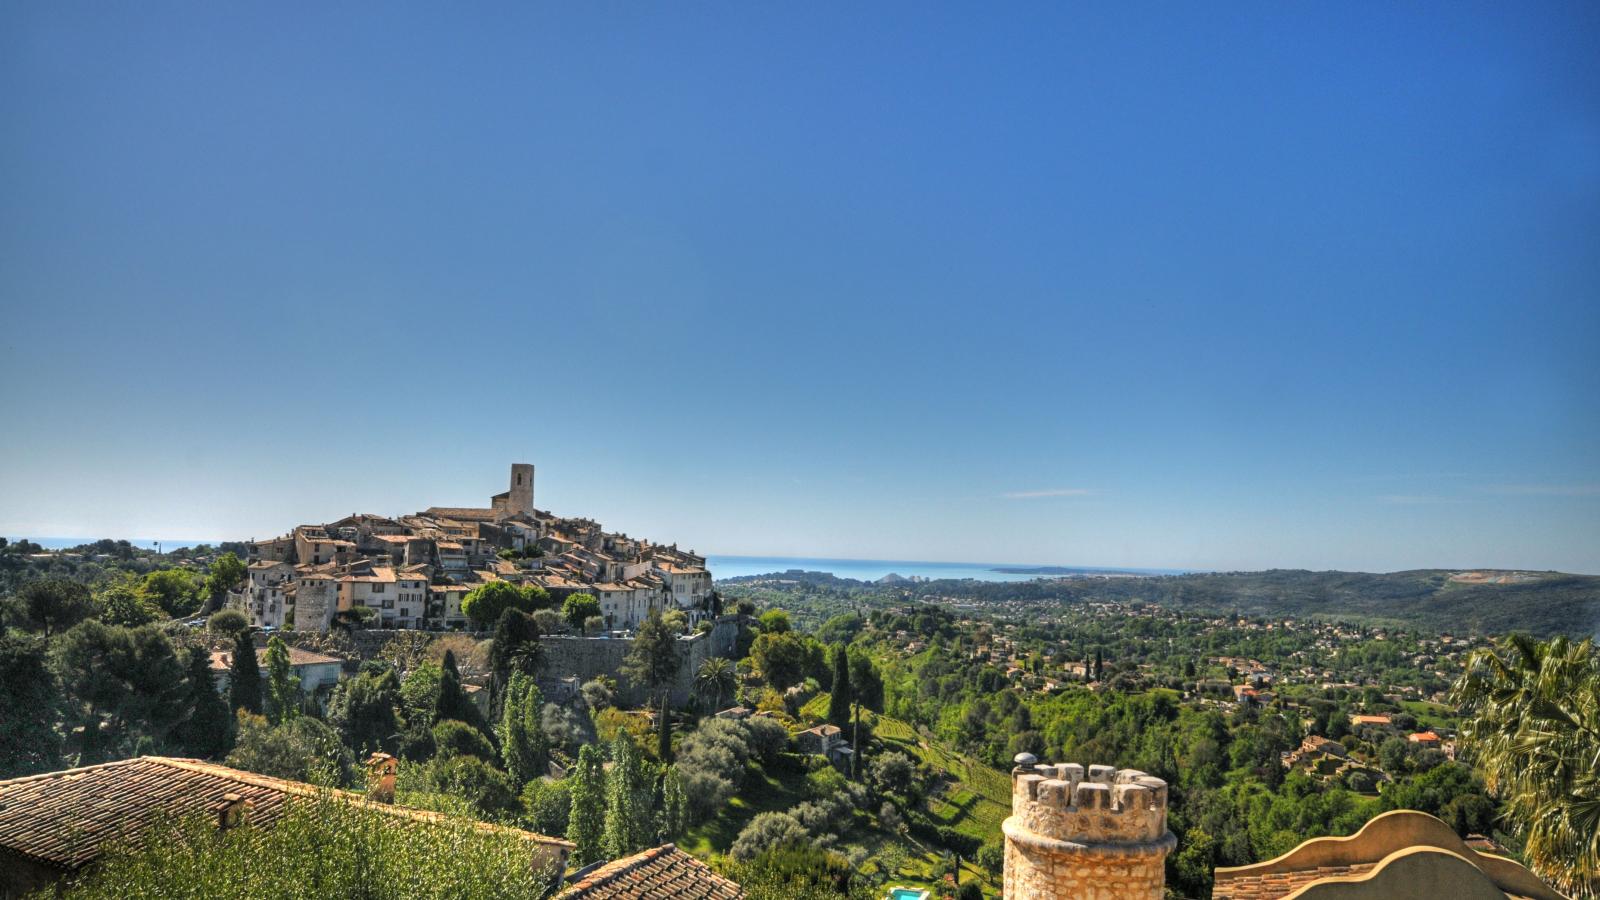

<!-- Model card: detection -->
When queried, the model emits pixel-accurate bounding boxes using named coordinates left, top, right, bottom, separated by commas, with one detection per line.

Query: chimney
left=216, top=792, right=254, bottom=830
left=366, top=752, right=398, bottom=803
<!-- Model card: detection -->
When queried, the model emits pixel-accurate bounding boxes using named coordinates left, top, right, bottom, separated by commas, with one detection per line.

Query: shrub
left=520, top=778, right=570, bottom=836
left=433, top=720, right=494, bottom=762
left=207, top=609, right=248, bottom=636
left=726, top=845, right=858, bottom=900
left=226, top=713, right=351, bottom=785
left=429, top=755, right=520, bottom=821
left=743, top=716, right=790, bottom=765
left=729, top=811, right=807, bottom=861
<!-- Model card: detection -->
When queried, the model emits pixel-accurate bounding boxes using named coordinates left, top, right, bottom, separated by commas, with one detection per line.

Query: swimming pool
left=887, top=889, right=929, bottom=900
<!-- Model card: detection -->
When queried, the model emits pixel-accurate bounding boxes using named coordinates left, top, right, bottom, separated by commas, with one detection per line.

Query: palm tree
left=695, top=657, right=738, bottom=712
left=1451, top=634, right=1600, bottom=898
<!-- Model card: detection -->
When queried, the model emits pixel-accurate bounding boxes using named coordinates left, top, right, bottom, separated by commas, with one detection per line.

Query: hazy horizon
left=3, top=4, right=1597, bottom=574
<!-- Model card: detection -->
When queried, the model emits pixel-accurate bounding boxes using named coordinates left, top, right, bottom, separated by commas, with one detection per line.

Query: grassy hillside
left=681, top=710, right=1009, bottom=897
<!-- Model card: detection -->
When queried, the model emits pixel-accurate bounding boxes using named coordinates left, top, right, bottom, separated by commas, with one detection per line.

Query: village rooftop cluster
left=232, top=464, right=713, bottom=634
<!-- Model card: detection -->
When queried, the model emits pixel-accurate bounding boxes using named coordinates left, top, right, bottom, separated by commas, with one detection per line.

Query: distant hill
left=904, top=568, right=1600, bottom=638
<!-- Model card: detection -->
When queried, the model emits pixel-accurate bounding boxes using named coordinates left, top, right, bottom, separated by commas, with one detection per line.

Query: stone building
left=1003, top=754, right=1176, bottom=900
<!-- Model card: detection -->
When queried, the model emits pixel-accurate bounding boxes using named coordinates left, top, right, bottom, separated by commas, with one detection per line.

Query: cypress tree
left=602, top=732, right=653, bottom=859
left=567, top=744, right=606, bottom=866
left=657, top=694, right=672, bottom=762
left=263, top=636, right=301, bottom=726
left=497, top=671, right=546, bottom=788
left=435, top=649, right=482, bottom=729
left=827, top=643, right=852, bottom=726
left=228, top=632, right=262, bottom=715
left=177, top=646, right=233, bottom=758
left=659, top=764, right=687, bottom=841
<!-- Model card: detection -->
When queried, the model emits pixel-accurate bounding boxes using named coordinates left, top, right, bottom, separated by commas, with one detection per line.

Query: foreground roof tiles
left=557, top=843, right=744, bottom=899
left=0, top=756, right=571, bottom=874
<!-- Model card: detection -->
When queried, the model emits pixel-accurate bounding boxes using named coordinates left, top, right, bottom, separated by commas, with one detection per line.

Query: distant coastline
left=10, top=536, right=225, bottom=551
left=705, top=554, right=1188, bottom=583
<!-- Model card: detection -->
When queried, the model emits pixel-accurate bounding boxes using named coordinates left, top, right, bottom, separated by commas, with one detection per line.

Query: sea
left=704, top=555, right=1185, bottom=583
left=19, top=537, right=216, bottom=551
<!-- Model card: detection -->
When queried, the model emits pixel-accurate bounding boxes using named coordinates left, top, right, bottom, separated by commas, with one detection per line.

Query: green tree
left=229, top=632, right=262, bottom=715
left=490, top=608, right=543, bottom=712
left=139, top=569, right=202, bottom=618
left=567, top=743, right=607, bottom=866
left=93, top=577, right=159, bottom=628
left=433, top=719, right=496, bottom=761
left=0, top=633, right=61, bottom=776
left=460, top=581, right=533, bottom=628
left=848, top=649, right=885, bottom=713
left=53, top=620, right=133, bottom=763
left=329, top=667, right=402, bottom=755
left=602, top=731, right=654, bottom=859
left=1453, top=634, right=1600, bottom=897
left=435, top=649, right=484, bottom=730
left=660, top=764, right=687, bottom=841
left=749, top=630, right=810, bottom=690
left=757, top=609, right=791, bottom=634
left=53, top=621, right=185, bottom=763
left=226, top=712, right=352, bottom=784
left=695, top=657, right=738, bottom=712
left=497, top=671, right=547, bottom=788
left=175, top=645, right=233, bottom=758
left=203, top=552, right=247, bottom=612
left=262, top=636, right=301, bottom=725
left=4, top=577, right=94, bottom=637
left=521, top=777, right=571, bottom=836
left=563, top=593, right=601, bottom=635
left=827, top=643, right=852, bottom=726
left=622, top=610, right=681, bottom=754
left=427, top=755, right=520, bottom=821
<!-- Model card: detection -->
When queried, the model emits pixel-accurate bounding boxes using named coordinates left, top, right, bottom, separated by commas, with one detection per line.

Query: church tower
left=507, top=463, right=535, bottom=516
left=1004, top=754, right=1175, bottom=899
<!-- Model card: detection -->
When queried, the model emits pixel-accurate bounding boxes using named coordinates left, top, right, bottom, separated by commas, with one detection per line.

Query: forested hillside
left=849, top=569, right=1598, bottom=637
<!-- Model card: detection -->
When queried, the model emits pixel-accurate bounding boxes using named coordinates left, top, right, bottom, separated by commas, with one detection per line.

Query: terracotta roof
left=0, top=757, right=572, bottom=874
left=424, top=507, right=500, bottom=521
left=557, top=844, right=743, bottom=899
left=207, top=646, right=344, bottom=672
left=1213, top=863, right=1376, bottom=899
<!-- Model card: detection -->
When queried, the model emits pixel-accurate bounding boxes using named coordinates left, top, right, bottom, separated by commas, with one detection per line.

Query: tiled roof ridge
left=568, top=843, right=678, bottom=891
left=0, top=755, right=149, bottom=788
left=0, top=757, right=574, bottom=851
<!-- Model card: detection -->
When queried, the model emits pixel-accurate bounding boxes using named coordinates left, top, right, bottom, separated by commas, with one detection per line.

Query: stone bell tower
left=507, top=463, right=535, bottom=517
left=1003, top=754, right=1175, bottom=899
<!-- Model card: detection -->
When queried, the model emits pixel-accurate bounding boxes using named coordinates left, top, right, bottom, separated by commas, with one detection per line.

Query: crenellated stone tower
left=1003, top=754, right=1175, bottom=899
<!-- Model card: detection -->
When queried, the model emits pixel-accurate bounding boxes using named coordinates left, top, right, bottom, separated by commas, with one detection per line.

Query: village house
left=208, top=645, right=344, bottom=696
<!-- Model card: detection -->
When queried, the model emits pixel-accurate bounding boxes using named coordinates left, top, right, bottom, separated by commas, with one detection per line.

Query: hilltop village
left=0, top=520, right=1592, bottom=898
left=231, top=464, right=714, bottom=634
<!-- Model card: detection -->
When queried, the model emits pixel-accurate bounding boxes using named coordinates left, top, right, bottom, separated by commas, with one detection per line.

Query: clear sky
left=2, top=3, right=1597, bottom=573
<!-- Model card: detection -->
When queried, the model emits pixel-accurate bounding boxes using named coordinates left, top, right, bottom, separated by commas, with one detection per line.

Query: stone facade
left=1003, top=755, right=1175, bottom=900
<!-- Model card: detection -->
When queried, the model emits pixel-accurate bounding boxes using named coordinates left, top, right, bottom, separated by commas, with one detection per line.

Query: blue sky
left=2, top=3, right=1597, bottom=573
